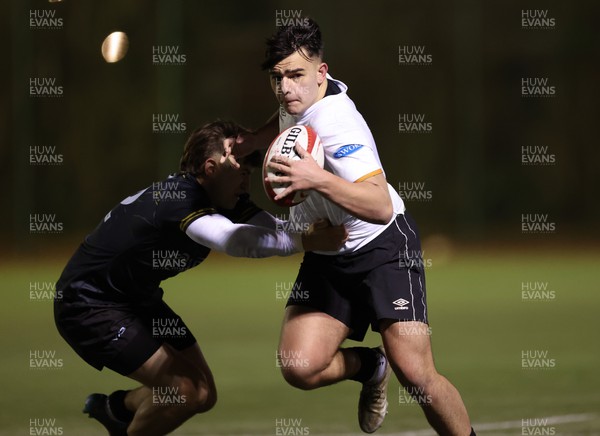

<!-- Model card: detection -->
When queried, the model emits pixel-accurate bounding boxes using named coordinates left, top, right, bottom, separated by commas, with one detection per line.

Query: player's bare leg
left=380, top=320, right=472, bottom=436
left=123, top=342, right=215, bottom=410
left=279, top=306, right=392, bottom=433
left=123, top=343, right=217, bottom=436
left=278, top=306, right=355, bottom=388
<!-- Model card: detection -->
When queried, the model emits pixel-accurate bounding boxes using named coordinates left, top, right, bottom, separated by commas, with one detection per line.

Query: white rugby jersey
left=279, top=74, right=405, bottom=254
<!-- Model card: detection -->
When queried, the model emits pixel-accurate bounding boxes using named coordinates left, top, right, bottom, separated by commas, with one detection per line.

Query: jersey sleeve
left=152, top=174, right=218, bottom=232
left=185, top=214, right=302, bottom=258
left=217, top=194, right=263, bottom=224
left=179, top=207, right=217, bottom=232
left=322, top=130, right=383, bottom=183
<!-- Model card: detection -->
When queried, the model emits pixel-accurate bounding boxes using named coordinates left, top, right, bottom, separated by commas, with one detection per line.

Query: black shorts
left=54, top=283, right=196, bottom=376
left=287, top=212, right=428, bottom=341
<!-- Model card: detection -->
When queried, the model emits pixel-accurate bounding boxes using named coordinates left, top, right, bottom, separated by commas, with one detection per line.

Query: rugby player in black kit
left=54, top=120, right=347, bottom=436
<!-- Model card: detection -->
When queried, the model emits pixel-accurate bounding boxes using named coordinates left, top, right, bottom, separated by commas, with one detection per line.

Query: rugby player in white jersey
left=238, top=19, right=475, bottom=435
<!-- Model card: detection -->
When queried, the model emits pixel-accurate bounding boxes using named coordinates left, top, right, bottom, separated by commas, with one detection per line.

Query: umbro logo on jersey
left=393, top=298, right=410, bottom=310
left=333, top=144, right=364, bottom=159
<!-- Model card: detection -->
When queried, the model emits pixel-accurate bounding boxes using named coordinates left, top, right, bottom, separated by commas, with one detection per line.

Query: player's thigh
left=279, top=305, right=350, bottom=365
left=379, top=319, right=436, bottom=385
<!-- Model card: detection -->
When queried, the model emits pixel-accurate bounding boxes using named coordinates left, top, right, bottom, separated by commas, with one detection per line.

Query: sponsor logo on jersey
left=333, top=144, right=364, bottom=159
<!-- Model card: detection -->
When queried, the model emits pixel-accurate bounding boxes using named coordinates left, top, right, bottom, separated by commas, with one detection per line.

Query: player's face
left=269, top=50, right=327, bottom=116
left=211, top=160, right=252, bottom=209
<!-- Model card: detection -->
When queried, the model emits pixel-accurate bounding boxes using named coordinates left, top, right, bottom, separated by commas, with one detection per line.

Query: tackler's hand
left=220, top=137, right=241, bottom=169
left=301, top=219, right=348, bottom=252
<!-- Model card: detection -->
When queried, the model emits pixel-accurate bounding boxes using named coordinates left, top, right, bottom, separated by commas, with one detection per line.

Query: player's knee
left=195, top=382, right=217, bottom=413
left=279, top=356, right=329, bottom=390
left=175, top=377, right=217, bottom=414
left=280, top=366, right=321, bottom=390
left=277, top=345, right=333, bottom=390
left=393, top=359, right=436, bottom=391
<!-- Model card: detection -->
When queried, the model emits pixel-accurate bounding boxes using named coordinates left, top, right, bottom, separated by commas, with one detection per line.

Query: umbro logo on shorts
left=111, top=326, right=126, bottom=341
left=393, top=298, right=410, bottom=311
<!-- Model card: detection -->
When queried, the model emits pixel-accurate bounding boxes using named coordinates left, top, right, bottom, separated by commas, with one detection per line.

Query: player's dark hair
left=180, top=120, right=237, bottom=176
left=261, top=18, right=324, bottom=71
left=180, top=121, right=261, bottom=176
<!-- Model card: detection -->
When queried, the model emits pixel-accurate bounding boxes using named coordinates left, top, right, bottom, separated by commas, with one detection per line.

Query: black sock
left=108, top=390, right=134, bottom=423
left=469, top=428, right=476, bottom=436
left=348, top=347, right=378, bottom=383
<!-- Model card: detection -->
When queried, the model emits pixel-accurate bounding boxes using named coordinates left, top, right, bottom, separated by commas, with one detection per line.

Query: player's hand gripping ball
left=263, top=125, right=324, bottom=207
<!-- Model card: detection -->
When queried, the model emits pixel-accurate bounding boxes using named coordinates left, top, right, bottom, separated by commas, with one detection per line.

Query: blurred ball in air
left=101, top=31, right=129, bottom=63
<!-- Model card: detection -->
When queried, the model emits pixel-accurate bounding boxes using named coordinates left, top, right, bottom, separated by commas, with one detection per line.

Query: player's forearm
left=186, top=214, right=302, bottom=258
left=242, top=211, right=348, bottom=253
left=314, top=171, right=393, bottom=224
left=244, top=210, right=280, bottom=230
left=223, top=225, right=302, bottom=257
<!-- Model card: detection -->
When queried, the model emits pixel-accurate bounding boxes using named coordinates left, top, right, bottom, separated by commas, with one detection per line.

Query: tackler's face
left=269, top=49, right=328, bottom=117
left=210, top=157, right=252, bottom=210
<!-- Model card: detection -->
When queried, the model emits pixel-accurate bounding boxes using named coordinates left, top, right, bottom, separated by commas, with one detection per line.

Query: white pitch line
left=176, top=413, right=598, bottom=435
left=311, top=413, right=598, bottom=436
left=474, top=413, right=597, bottom=431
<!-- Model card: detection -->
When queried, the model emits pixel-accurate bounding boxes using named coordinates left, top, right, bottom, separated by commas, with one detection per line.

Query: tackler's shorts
left=54, top=283, right=196, bottom=376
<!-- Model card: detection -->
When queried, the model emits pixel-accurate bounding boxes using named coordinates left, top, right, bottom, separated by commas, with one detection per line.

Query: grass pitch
left=1, top=248, right=599, bottom=435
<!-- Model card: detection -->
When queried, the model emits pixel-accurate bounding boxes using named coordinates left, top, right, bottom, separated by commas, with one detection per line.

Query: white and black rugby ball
left=262, top=125, right=324, bottom=207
